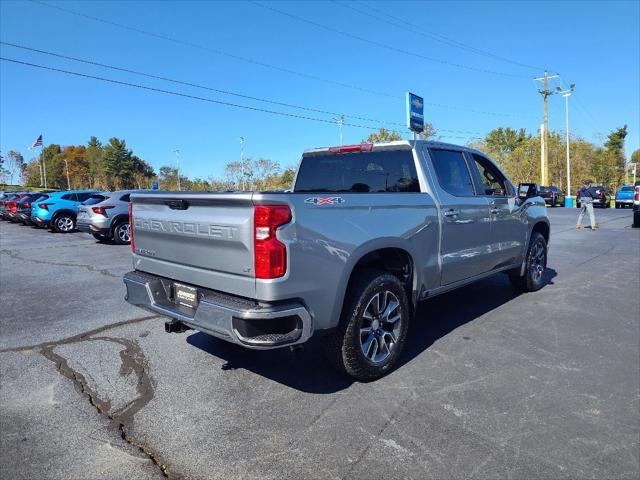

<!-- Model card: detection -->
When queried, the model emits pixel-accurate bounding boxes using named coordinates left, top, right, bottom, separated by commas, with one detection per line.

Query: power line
left=30, top=0, right=395, bottom=99
left=0, top=56, right=482, bottom=142
left=250, top=0, right=529, bottom=78
left=348, top=0, right=546, bottom=71
left=29, top=0, right=533, bottom=120
left=0, top=41, right=482, bottom=136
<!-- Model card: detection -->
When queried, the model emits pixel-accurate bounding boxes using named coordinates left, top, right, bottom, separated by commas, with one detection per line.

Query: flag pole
left=42, top=139, right=47, bottom=189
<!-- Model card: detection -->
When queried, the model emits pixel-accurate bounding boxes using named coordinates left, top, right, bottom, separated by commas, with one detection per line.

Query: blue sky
left=1, top=0, right=638, bottom=180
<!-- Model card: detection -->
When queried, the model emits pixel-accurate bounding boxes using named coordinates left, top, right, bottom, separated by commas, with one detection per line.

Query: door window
left=429, top=149, right=475, bottom=196
left=471, top=154, right=510, bottom=196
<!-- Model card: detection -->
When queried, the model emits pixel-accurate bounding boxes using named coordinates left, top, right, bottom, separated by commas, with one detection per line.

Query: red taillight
left=92, top=205, right=115, bottom=216
left=600, top=191, right=605, bottom=199
left=38, top=202, right=53, bottom=211
left=635, top=188, right=640, bottom=202
left=254, top=205, right=291, bottom=279
left=8, top=203, right=16, bottom=213
left=328, top=143, right=374, bottom=154
left=129, top=202, right=135, bottom=253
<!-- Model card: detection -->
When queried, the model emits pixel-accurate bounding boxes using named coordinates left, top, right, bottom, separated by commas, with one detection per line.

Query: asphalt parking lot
left=1, top=207, right=639, bottom=479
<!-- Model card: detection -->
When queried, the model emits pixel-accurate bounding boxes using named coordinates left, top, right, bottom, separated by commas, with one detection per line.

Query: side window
left=61, top=193, right=77, bottom=201
left=429, top=149, right=475, bottom=196
left=120, top=194, right=131, bottom=202
left=471, top=154, right=509, bottom=196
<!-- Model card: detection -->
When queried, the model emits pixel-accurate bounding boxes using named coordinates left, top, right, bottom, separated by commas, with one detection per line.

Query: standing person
left=576, top=179, right=598, bottom=230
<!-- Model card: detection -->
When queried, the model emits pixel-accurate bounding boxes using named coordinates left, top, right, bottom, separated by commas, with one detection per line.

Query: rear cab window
left=294, top=150, right=420, bottom=193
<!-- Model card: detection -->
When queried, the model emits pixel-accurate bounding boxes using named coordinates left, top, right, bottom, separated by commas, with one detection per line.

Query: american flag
left=30, top=134, right=43, bottom=149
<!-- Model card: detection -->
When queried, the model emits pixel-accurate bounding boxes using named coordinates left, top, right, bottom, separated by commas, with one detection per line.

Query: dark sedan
left=539, top=186, right=566, bottom=207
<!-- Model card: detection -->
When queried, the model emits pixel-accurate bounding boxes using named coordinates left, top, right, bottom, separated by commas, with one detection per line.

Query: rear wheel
left=327, top=270, right=410, bottom=381
left=509, top=232, right=547, bottom=292
left=112, top=221, right=131, bottom=245
left=52, top=214, right=75, bottom=233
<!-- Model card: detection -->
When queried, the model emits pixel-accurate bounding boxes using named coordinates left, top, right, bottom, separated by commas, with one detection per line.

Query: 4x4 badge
left=305, top=196, right=345, bottom=206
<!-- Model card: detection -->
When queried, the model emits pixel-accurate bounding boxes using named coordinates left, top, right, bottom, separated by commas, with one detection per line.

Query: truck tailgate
left=130, top=192, right=255, bottom=298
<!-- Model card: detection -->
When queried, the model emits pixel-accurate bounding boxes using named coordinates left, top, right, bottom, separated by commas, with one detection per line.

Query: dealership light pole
left=173, top=149, right=181, bottom=190
left=556, top=83, right=576, bottom=198
left=333, top=114, right=344, bottom=145
left=239, top=137, right=245, bottom=191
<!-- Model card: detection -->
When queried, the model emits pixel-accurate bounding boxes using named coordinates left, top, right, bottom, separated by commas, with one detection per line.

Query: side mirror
left=518, top=183, right=537, bottom=200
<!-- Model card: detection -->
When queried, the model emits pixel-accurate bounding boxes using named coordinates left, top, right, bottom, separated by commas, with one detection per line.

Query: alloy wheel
left=117, top=223, right=131, bottom=243
left=530, top=240, right=546, bottom=282
left=359, top=290, right=403, bottom=364
left=57, top=216, right=74, bottom=232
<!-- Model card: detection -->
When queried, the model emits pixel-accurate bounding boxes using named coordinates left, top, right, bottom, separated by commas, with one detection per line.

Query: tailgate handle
left=165, top=199, right=189, bottom=210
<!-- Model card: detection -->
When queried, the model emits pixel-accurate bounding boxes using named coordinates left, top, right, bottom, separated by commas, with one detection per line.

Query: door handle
left=444, top=209, right=459, bottom=217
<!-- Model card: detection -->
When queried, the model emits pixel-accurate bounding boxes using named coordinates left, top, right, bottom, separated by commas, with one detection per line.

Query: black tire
left=112, top=221, right=131, bottom=245
left=633, top=210, right=640, bottom=228
left=576, top=202, right=581, bottom=208
left=615, top=203, right=620, bottom=209
left=92, top=232, right=110, bottom=242
left=51, top=214, right=75, bottom=233
left=508, top=232, right=547, bottom=292
left=327, top=270, right=411, bottom=381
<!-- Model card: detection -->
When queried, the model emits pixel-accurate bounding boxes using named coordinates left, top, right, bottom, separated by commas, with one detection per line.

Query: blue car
left=31, top=190, right=100, bottom=232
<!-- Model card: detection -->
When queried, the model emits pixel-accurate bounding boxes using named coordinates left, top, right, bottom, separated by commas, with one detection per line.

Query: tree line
left=3, top=127, right=638, bottom=193
left=3, top=136, right=295, bottom=192
left=365, top=125, right=639, bottom=193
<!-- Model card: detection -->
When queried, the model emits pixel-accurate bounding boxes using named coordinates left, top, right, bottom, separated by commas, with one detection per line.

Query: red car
left=2, top=193, right=30, bottom=221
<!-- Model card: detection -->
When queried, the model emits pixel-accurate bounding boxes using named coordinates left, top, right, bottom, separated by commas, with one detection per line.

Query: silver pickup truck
left=124, top=140, right=549, bottom=380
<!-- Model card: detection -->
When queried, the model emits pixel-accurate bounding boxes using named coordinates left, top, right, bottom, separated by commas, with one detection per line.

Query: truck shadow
left=187, top=268, right=557, bottom=394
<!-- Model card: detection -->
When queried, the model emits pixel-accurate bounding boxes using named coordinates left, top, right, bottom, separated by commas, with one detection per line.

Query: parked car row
left=0, top=188, right=143, bottom=244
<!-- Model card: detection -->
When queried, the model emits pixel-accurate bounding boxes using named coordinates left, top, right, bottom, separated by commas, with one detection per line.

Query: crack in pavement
left=0, top=248, right=120, bottom=278
left=0, top=314, right=175, bottom=478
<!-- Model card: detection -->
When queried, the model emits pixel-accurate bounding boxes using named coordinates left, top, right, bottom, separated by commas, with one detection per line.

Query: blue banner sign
left=151, top=181, right=159, bottom=190
left=406, top=92, right=424, bottom=133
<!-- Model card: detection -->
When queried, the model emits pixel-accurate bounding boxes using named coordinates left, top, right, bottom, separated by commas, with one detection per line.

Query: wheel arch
left=332, top=241, right=419, bottom=327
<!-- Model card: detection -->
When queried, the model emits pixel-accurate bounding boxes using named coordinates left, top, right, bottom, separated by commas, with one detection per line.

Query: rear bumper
left=16, top=212, right=32, bottom=223
left=123, top=270, right=313, bottom=349
left=77, top=219, right=110, bottom=235
left=31, top=216, right=49, bottom=227
left=616, top=199, right=634, bottom=204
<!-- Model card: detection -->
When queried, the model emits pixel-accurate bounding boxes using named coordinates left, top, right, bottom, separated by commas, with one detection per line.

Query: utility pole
left=239, top=137, right=245, bottom=191
left=333, top=114, right=345, bottom=145
left=534, top=71, right=559, bottom=186
left=173, top=149, right=181, bottom=190
left=556, top=83, right=576, bottom=197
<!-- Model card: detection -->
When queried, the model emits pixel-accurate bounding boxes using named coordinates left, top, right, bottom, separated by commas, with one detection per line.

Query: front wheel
left=52, top=214, right=75, bottom=233
left=327, top=270, right=410, bottom=381
left=509, top=232, right=547, bottom=292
